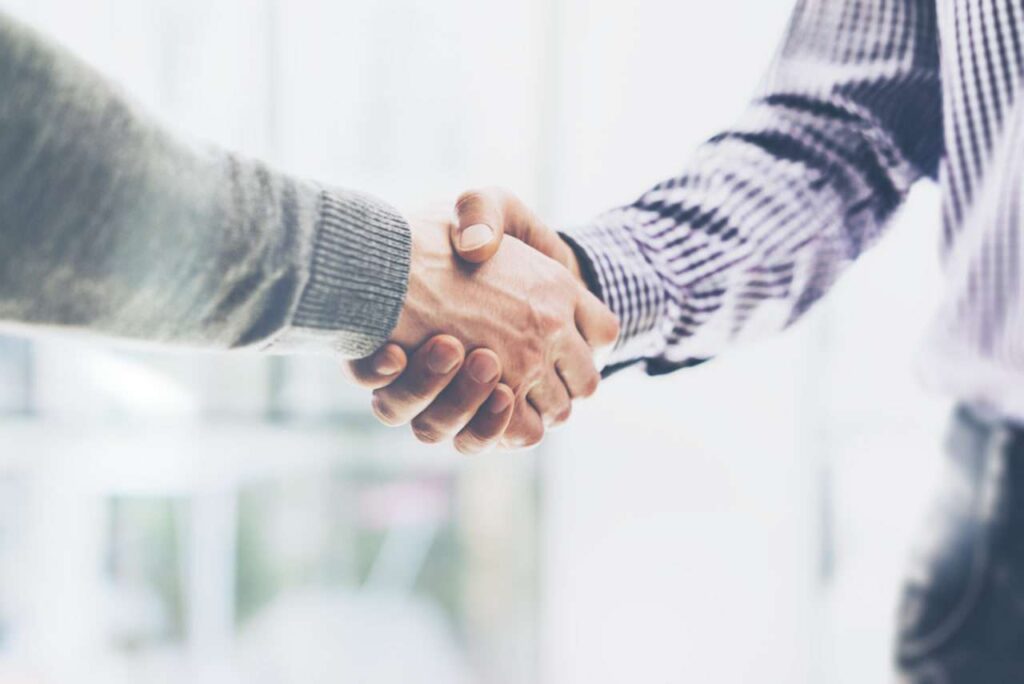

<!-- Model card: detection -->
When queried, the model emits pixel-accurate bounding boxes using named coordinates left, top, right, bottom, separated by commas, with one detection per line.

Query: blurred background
left=0, top=0, right=952, bottom=682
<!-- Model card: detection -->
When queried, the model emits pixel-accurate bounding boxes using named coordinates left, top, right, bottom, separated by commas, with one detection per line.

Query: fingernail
left=460, top=224, right=494, bottom=251
left=427, top=342, right=461, bottom=374
left=466, top=353, right=499, bottom=384
left=487, top=390, right=513, bottom=414
left=373, top=351, right=402, bottom=376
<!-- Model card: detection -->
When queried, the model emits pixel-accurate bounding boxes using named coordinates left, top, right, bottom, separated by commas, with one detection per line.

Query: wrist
left=559, top=232, right=603, bottom=301
left=566, top=243, right=584, bottom=285
left=287, top=189, right=411, bottom=357
left=390, top=211, right=463, bottom=348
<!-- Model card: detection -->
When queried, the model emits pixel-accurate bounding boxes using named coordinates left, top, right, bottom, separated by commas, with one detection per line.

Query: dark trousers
left=896, top=407, right=1024, bottom=683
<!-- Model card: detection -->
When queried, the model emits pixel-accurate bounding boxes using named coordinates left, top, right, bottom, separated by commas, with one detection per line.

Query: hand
left=346, top=190, right=618, bottom=452
left=343, top=336, right=516, bottom=455
left=377, top=205, right=617, bottom=446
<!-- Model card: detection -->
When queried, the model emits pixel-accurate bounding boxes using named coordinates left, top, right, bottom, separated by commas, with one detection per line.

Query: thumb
left=452, top=188, right=507, bottom=264
left=453, top=187, right=577, bottom=269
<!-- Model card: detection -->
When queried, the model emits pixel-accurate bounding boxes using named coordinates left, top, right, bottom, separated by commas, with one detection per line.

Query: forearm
left=566, top=0, right=941, bottom=375
left=566, top=146, right=874, bottom=374
left=0, top=12, right=410, bottom=357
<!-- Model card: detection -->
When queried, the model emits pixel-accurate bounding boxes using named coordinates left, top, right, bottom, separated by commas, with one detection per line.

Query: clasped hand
left=343, top=188, right=619, bottom=453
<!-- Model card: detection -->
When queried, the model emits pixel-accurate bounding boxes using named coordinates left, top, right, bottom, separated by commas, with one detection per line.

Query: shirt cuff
left=285, top=189, right=411, bottom=358
left=562, top=216, right=667, bottom=369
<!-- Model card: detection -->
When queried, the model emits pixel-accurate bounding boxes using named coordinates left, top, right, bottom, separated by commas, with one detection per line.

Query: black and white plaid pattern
left=569, top=0, right=1024, bottom=414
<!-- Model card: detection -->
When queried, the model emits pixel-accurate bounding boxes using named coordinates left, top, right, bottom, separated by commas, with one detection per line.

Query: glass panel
left=105, top=497, right=188, bottom=650
left=233, top=460, right=539, bottom=682
left=0, top=0, right=544, bottom=681
left=0, top=337, right=32, bottom=416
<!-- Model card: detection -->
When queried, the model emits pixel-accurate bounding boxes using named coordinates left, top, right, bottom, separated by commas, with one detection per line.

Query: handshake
left=343, top=188, right=620, bottom=454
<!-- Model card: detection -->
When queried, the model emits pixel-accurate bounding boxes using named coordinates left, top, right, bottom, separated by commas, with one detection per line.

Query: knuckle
left=466, top=419, right=502, bottom=445
left=402, top=373, right=446, bottom=403
left=540, top=401, right=571, bottom=428
left=512, top=331, right=546, bottom=377
left=410, top=416, right=448, bottom=444
left=521, top=425, right=544, bottom=448
left=529, top=300, right=562, bottom=336
left=404, top=383, right=435, bottom=403
left=603, top=316, right=621, bottom=345
left=506, top=420, right=544, bottom=449
left=455, top=189, right=485, bottom=213
left=454, top=433, right=487, bottom=456
left=371, top=395, right=403, bottom=426
left=343, top=361, right=372, bottom=385
left=579, top=372, right=600, bottom=398
left=409, top=413, right=458, bottom=446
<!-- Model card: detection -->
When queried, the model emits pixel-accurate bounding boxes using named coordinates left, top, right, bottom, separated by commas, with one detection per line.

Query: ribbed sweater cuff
left=291, top=189, right=411, bottom=357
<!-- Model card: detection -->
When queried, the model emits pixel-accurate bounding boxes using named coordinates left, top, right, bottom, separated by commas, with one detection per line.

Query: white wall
left=541, top=3, right=949, bottom=684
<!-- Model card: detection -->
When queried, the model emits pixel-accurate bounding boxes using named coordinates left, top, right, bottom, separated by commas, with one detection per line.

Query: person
left=0, top=9, right=619, bottom=455
left=355, top=1, right=1024, bottom=680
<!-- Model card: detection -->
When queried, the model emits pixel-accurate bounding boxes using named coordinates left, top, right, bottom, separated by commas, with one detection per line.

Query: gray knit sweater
left=0, top=12, right=411, bottom=358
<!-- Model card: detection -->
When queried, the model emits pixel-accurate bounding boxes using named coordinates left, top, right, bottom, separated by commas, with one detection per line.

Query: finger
left=526, top=371, right=573, bottom=428
left=371, top=335, right=465, bottom=426
left=409, top=348, right=502, bottom=444
left=575, top=288, right=620, bottom=349
left=500, top=393, right=546, bottom=450
left=453, top=188, right=507, bottom=263
left=343, top=343, right=407, bottom=390
left=453, top=384, right=515, bottom=455
left=555, top=334, right=602, bottom=399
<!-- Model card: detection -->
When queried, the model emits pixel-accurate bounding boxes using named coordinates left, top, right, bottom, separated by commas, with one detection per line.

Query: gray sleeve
left=0, top=11, right=411, bottom=358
